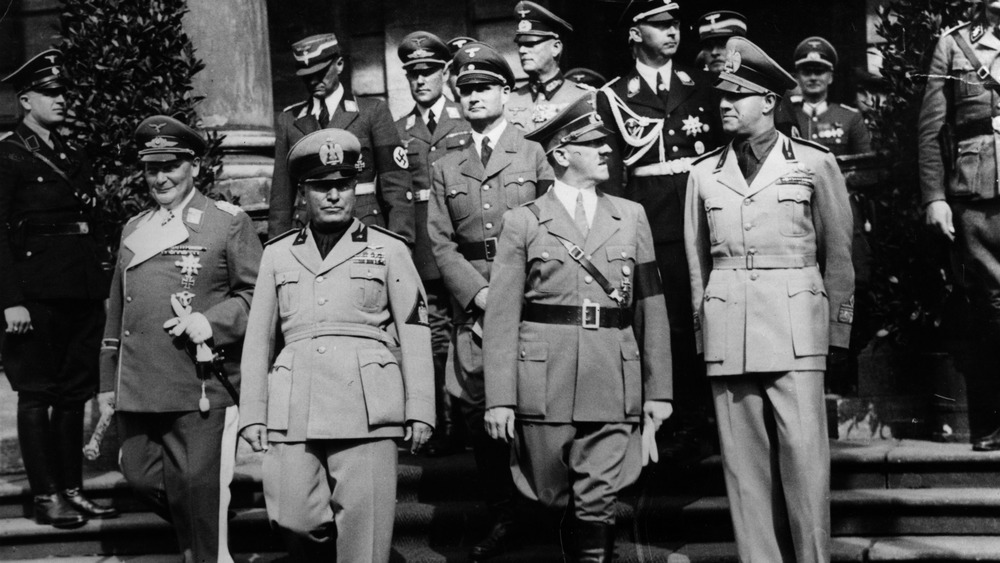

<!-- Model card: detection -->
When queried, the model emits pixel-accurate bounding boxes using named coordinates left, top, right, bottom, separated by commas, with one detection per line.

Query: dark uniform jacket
left=918, top=20, right=1000, bottom=205
left=0, top=124, right=107, bottom=309
left=483, top=190, right=672, bottom=422
left=395, top=100, right=472, bottom=281
left=240, top=221, right=435, bottom=442
left=101, top=191, right=261, bottom=412
left=684, top=134, right=855, bottom=376
left=597, top=65, right=723, bottom=243
left=269, top=92, right=415, bottom=241
left=791, top=101, right=871, bottom=156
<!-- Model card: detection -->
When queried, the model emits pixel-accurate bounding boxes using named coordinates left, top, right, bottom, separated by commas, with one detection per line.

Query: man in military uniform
left=694, top=10, right=747, bottom=75
left=484, top=95, right=673, bottom=561
left=505, top=1, right=588, bottom=132
left=0, top=49, right=117, bottom=528
left=395, top=31, right=473, bottom=456
left=240, top=129, right=434, bottom=562
left=919, top=0, right=1000, bottom=450
left=685, top=37, right=855, bottom=563
left=98, top=116, right=262, bottom=563
left=596, top=0, right=722, bottom=451
left=269, top=33, right=414, bottom=242
left=445, top=36, right=477, bottom=102
left=427, top=41, right=554, bottom=561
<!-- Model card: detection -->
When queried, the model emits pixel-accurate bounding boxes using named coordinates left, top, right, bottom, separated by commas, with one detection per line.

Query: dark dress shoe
left=35, top=493, right=87, bottom=528
left=973, top=428, right=1000, bottom=452
left=63, top=488, right=119, bottom=519
left=470, top=519, right=514, bottom=560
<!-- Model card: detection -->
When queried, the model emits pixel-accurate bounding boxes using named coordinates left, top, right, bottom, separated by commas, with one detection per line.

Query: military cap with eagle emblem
left=398, top=31, right=451, bottom=70
left=793, top=36, right=838, bottom=70
left=697, top=10, right=747, bottom=42
left=452, top=41, right=515, bottom=87
left=134, top=115, right=207, bottom=162
left=524, top=93, right=609, bottom=153
left=626, top=0, right=680, bottom=24
left=513, top=1, right=573, bottom=40
left=3, top=49, right=64, bottom=94
left=565, top=67, right=607, bottom=89
left=287, top=128, right=363, bottom=182
left=715, top=36, right=797, bottom=97
left=291, top=33, right=341, bottom=76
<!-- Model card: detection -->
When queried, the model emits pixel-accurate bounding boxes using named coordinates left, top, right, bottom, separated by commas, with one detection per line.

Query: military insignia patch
left=185, top=207, right=202, bottom=225
left=838, top=296, right=855, bottom=324
left=778, top=175, right=815, bottom=187
left=972, top=23, right=985, bottom=43
left=393, top=146, right=409, bottom=169
left=723, top=48, right=741, bottom=74
left=675, top=70, right=694, bottom=85
left=344, top=100, right=359, bottom=112
left=406, top=293, right=430, bottom=327
left=406, top=114, right=416, bottom=130
left=446, top=106, right=460, bottom=119
left=627, top=76, right=640, bottom=98
left=161, top=245, right=207, bottom=256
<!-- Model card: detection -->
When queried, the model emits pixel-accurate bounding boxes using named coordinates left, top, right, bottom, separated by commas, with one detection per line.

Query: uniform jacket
left=269, top=92, right=415, bottom=242
left=505, top=78, right=590, bottom=132
left=918, top=20, right=1000, bottom=204
left=100, top=191, right=261, bottom=411
left=239, top=220, right=435, bottom=442
left=483, top=190, right=672, bottom=423
left=792, top=101, right=871, bottom=156
left=597, top=65, right=723, bottom=242
left=0, top=124, right=108, bottom=308
left=427, top=122, right=554, bottom=312
left=684, top=133, right=855, bottom=377
left=395, top=100, right=472, bottom=281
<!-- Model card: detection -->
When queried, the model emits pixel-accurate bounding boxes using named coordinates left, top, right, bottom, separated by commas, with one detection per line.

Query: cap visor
left=456, top=74, right=504, bottom=87
left=140, top=153, right=184, bottom=163
left=403, top=60, right=446, bottom=71
left=295, top=60, right=334, bottom=77
left=713, top=74, right=770, bottom=96
left=301, top=166, right=358, bottom=181
left=641, top=12, right=676, bottom=23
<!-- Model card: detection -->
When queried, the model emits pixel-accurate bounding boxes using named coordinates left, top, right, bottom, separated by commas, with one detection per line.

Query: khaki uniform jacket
left=395, top=100, right=472, bottom=281
left=684, top=134, right=855, bottom=376
left=792, top=102, right=872, bottom=157
left=505, top=79, right=590, bottom=132
left=918, top=20, right=1000, bottom=205
left=240, top=221, right=434, bottom=442
left=484, top=190, right=672, bottom=423
left=100, top=191, right=262, bottom=411
left=427, top=123, right=553, bottom=312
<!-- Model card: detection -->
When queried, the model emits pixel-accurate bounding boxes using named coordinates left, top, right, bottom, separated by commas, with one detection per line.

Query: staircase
left=2, top=439, right=1000, bottom=562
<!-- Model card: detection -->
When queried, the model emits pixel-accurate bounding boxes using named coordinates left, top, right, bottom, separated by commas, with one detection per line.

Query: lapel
left=293, top=101, right=321, bottom=135
left=664, top=69, right=696, bottom=116
left=745, top=133, right=794, bottom=197
left=431, top=100, right=465, bottom=145
left=404, top=106, right=432, bottom=144
left=459, top=141, right=485, bottom=182
left=328, top=91, right=360, bottom=131
left=289, top=225, right=324, bottom=275
left=616, top=68, right=663, bottom=112
left=537, top=190, right=586, bottom=249
left=482, top=123, right=517, bottom=179
left=124, top=210, right=190, bottom=270
left=318, top=221, right=368, bottom=275
left=714, top=142, right=749, bottom=197
left=584, top=192, right=622, bottom=255
left=975, top=24, right=1000, bottom=55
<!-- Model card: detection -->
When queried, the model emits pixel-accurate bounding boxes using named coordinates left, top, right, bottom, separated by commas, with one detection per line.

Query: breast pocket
left=777, top=186, right=813, bottom=237
left=527, top=245, right=566, bottom=293
left=704, top=197, right=728, bottom=245
left=357, top=348, right=405, bottom=426
left=953, top=136, right=991, bottom=196
left=275, top=270, right=301, bottom=317
left=953, top=57, right=985, bottom=99
left=266, top=349, right=294, bottom=430
left=787, top=276, right=829, bottom=357
left=350, top=263, right=388, bottom=312
left=503, top=171, right=538, bottom=206
left=445, top=183, right=473, bottom=220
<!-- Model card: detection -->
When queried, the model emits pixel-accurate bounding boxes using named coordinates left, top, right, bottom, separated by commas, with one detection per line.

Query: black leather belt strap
left=26, top=221, right=91, bottom=236
left=954, top=120, right=994, bottom=142
left=523, top=302, right=631, bottom=330
left=458, top=237, right=498, bottom=261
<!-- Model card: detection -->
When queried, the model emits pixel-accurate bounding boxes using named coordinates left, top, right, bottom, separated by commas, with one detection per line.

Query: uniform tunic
left=791, top=100, right=871, bottom=156
left=505, top=76, right=590, bottom=133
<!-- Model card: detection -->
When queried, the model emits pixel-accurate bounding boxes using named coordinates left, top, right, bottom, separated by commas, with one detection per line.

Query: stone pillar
left=183, top=0, right=274, bottom=233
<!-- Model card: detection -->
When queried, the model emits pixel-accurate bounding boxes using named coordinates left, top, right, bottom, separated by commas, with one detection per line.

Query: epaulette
left=838, top=103, right=860, bottom=113
left=789, top=136, right=831, bottom=153
left=126, top=209, right=153, bottom=225
left=942, top=21, right=971, bottom=37
left=369, top=224, right=408, bottom=244
left=692, top=145, right=725, bottom=166
left=0, top=131, right=11, bottom=142
left=265, top=228, right=297, bottom=247
left=282, top=100, right=308, bottom=113
left=214, top=200, right=243, bottom=216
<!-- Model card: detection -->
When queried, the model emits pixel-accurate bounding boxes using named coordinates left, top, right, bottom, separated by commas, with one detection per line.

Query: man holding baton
left=97, top=115, right=261, bottom=563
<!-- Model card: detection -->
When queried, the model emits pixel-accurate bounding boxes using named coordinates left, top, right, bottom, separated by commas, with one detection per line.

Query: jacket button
left=518, top=177, right=525, bottom=183
left=584, top=275, right=593, bottom=284
left=483, top=203, right=491, bottom=210
left=406, top=191, right=413, bottom=201
left=520, top=350, right=525, bottom=358
left=318, top=298, right=327, bottom=305
left=748, top=247, right=757, bottom=254
left=668, top=130, right=675, bottom=136
left=750, top=273, right=759, bottom=281
left=37, top=177, right=44, bottom=182
left=744, top=223, right=752, bottom=231
left=486, top=222, right=494, bottom=229
left=672, top=146, right=679, bottom=152
left=744, top=198, right=752, bottom=206
left=811, top=285, right=818, bottom=293
left=372, top=209, right=379, bottom=215
left=366, top=271, right=373, bottom=279
left=318, top=346, right=327, bottom=354
left=621, top=251, right=628, bottom=258
left=541, top=251, right=550, bottom=259
left=25, top=251, right=31, bottom=257
left=483, top=185, right=490, bottom=190
left=317, top=276, right=325, bottom=283
left=430, top=146, right=436, bottom=151
left=126, top=296, right=133, bottom=303
left=124, top=330, right=131, bottom=336
left=450, top=189, right=458, bottom=195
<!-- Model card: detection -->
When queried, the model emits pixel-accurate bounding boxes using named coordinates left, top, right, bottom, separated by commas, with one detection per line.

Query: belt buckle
left=979, top=66, right=992, bottom=81
left=78, top=222, right=90, bottom=235
left=484, top=237, right=498, bottom=260
left=582, top=299, right=600, bottom=330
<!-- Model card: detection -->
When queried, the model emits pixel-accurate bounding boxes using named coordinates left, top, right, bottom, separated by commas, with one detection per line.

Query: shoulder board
left=692, top=145, right=725, bottom=165
left=214, top=200, right=243, bottom=216
left=369, top=224, right=408, bottom=243
left=838, top=103, right=860, bottom=113
left=126, top=209, right=153, bottom=225
left=943, top=21, right=971, bottom=36
left=282, top=100, right=307, bottom=113
left=789, top=136, right=831, bottom=153
left=265, top=228, right=298, bottom=247
left=0, top=131, right=11, bottom=142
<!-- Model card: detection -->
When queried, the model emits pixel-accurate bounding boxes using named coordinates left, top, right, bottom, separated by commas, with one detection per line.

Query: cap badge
left=44, top=54, right=57, bottom=64
left=453, top=39, right=470, bottom=49
left=723, top=49, right=741, bottom=73
left=412, top=37, right=426, bottom=47
left=465, top=46, right=481, bottom=58
left=517, top=7, right=531, bottom=18
left=808, top=40, right=822, bottom=49
left=147, top=136, right=177, bottom=149
left=319, top=140, right=344, bottom=166
left=52, top=68, right=60, bottom=76
left=706, top=13, right=721, bottom=26
left=410, top=48, right=433, bottom=60
left=148, top=122, right=167, bottom=133
left=518, top=20, right=532, bottom=32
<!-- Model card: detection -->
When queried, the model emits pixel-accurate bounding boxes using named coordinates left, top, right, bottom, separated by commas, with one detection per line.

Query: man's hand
left=641, top=400, right=673, bottom=466
left=163, top=312, right=213, bottom=344
left=473, top=287, right=489, bottom=311
left=96, top=391, right=116, bottom=419
left=643, top=400, right=673, bottom=429
left=405, top=421, right=433, bottom=453
left=925, top=200, right=955, bottom=242
left=485, top=406, right=515, bottom=442
left=4, top=306, right=32, bottom=334
left=240, top=424, right=269, bottom=452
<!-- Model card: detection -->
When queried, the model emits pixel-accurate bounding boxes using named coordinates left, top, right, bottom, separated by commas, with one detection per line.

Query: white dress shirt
left=300, top=84, right=344, bottom=120
left=471, top=120, right=508, bottom=159
left=635, top=59, right=673, bottom=93
left=419, top=96, right=447, bottom=127
left=552, top=179, right=597, bottom=228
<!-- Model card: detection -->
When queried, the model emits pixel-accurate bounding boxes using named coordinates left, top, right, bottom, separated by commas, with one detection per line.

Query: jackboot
left=470, top=502, right=517, bottom=561
left=51, top=408, right=118, bottom=518
left=561, top=517, right=614, bottom=562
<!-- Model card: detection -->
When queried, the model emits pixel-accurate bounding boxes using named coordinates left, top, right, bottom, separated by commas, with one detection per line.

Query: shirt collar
left=471, top=119, right=507, bottom=153
left=635, top=59, right=672, bottom=93
left=307, top=84, right=344, bottom=119
left=734, top=127, right=779, bottom=162
left=553, top=179, right=597, bottom=224
left=418, top=96, right=447, bottom=124
left=803, top=100, right=828, bottom=117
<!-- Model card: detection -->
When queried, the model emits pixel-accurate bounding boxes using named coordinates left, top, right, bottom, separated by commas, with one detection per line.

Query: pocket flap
left=606, top=245, right=636, bottom=262
left=445, top=183, right=469, bottom=198
left=518, top=341, right=548, bottom=361
left=503, top=171, right=537, bottom=186
left=357, top=347, right=398, bottom=368
left=528, top=245, right=565, bottom=262
left=703, top=283, right=728, bottom=302
left=446, top=134, right=470, bottom=150
left=620, top=341, right=641, bottom=361
left=788, top=277, right=826, bottom=297
left=777, top=186, right=812, bottom=203
left=953, top=57, right=975, bottom=72
left=276, top=270, right=300, bottom=286
left=271, top=348, right=294, bottom=371
left=350, top=262, right=387, bottom=281
left=704, top=197, right=726, bottom=211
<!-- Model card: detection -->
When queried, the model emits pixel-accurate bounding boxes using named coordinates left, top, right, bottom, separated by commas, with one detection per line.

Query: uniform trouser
left=262, top=439, right=398, bottom=563
left=511, top=421, right=641, bottom=523
left=118, top=407, right=238, bottom=563
left=711, top=371, right=830, bottom=563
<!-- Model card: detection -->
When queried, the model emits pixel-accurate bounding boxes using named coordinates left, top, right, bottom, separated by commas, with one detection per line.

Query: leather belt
left=284, top=322, right=393, bottom=345
left=26, top=221, right=91, bottom=236
left=713, top=254, right=817, bottom=270
left=523, top=302, right=631, bottom=330
left=954, top=120, right=994, bottom=143
left=355, top=182, right=376, bottom=196
left=414, top=189, right=431, bottom=202
left=632, top=157, right=694, bottom=177
left=458, top=237, right=498, bottom=261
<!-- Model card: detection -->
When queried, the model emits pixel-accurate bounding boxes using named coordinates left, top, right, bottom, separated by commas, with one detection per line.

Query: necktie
left=574, top=192, right=589, bottom=238
left=317, top=98, right=330, bottom=128
left=480, top=137, right=492, bottom=167
left=426, top=110, right=436, bottom=134
left=736, top=142, right=754, bottom=180
left=655, top=71, right=670, bottom=106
